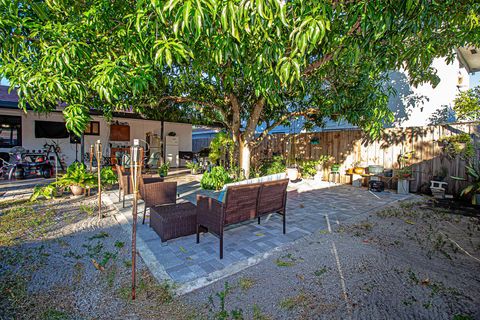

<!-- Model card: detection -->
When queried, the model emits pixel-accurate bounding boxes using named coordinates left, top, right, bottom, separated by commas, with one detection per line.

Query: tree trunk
left=239, top=139, right=251, bottom=179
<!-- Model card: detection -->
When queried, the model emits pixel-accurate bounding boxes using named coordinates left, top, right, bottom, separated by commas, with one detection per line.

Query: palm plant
left=452, top=160, right=480, bottom=205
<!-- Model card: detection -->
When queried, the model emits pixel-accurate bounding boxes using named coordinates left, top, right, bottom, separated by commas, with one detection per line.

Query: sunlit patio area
left=106, top=175, right=412, bottom=292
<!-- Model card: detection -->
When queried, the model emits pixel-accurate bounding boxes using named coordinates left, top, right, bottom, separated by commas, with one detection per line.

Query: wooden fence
left=251, top=122, right=480, bottom=195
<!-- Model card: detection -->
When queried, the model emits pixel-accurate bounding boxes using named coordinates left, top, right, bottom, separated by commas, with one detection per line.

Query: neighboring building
left=192, top=126, right=221, bottom=153
left=0, top=86, right=192, bottom=168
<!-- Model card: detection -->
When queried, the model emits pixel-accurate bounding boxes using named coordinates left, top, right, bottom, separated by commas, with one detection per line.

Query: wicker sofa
left=196, top=178, right=289, bottom=259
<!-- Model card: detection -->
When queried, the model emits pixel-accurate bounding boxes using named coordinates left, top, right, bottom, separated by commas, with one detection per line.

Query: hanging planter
left=310, top=137, right=320, bottom=145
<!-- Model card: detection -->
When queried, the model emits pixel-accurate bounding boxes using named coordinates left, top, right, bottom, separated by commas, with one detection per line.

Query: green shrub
left=209, top=132, right=233, bottom=164
left=57, top=163, right=96, bottom=188
left=30, top=184, right=59, bottom=201
left=100, top=166, right=118, bottom=186
left=200, top=166, right=232, bottom=190
left=259, top=156, right=286, bottom=176
left=299, top=160, right=318, bottom=178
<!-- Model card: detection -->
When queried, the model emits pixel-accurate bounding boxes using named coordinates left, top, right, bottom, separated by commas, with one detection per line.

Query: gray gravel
left=183, top=200, right=480, bottom=320
left=2, top=187, right=479, bottom=320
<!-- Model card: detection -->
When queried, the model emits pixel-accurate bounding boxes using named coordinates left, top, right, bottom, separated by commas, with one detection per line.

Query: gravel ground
left=183, top=199, right=480, bottom=320
left=1, top=189, right=479, bottom=320
left=0, top=193, right=190, bottom=320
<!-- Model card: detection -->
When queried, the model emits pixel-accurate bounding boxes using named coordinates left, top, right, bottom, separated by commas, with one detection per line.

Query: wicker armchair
left=115, top=164, right=159, bottom=208
left=140, top=180, right=177, bottom=224
left=196, top=179, right=288, bottom=259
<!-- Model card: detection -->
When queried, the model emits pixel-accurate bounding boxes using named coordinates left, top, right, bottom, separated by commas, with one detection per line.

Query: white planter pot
left=397, top=179, right=410, bottom=195
left=286, top=168, right=299, bottom=181
left=314, top=170, right=323, bottom=181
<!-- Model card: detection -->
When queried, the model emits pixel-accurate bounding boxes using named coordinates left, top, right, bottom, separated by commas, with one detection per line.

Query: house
left=0, top=86, right=192, bottom=168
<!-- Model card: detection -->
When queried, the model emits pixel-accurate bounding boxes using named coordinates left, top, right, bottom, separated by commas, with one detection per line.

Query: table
left=150, top=202, right=197, bottom=242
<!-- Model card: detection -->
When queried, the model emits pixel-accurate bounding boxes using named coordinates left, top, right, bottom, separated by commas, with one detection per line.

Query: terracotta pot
left=70, top=185, right=85, bottom=196
left=354, top=167, right=364, bottom=174
left=286, top=168, right=299, bottom=181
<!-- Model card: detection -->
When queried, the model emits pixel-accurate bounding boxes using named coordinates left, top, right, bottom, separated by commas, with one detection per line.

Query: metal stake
left=95, top=140, right=102, bottom=219
left=130, top=140, right=142, bottom=300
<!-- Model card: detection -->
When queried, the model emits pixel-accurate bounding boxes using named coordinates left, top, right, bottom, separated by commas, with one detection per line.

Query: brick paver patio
left=106, top=176, right=411, bottom=293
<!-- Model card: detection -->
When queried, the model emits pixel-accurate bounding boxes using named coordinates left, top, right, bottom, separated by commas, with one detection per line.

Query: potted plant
left=286, top=164, right=299, bottom=181
left=57, top=163, right=96, bottom=196
left=186, top=161, right=201, bottom=174
left=158, top=162, right=170, bottom=177
left=395, top=166, right=413, bottom=194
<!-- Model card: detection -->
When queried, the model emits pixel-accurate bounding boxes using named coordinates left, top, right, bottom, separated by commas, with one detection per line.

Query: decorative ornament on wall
left=167, top=131, right=176, bottom=137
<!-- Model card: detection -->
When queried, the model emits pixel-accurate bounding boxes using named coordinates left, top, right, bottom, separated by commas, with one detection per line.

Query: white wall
left=387, top=58, right=469, bottom=127
left=0, top=109, right=192, bottom=167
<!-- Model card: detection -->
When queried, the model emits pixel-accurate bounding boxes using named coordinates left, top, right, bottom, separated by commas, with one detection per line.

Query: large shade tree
left=1, top=0, right=479, bottom=177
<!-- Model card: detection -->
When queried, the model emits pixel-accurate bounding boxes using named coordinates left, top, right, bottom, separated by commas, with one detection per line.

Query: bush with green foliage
left=100, top=166, right=118, bottom=187
left=200, top=166, right=232, bottom=190
left=258, top=156, right=286, bottom=177
left=186, top=161, right=201, bottom=173
left=299, top=160, right=319, bottom=178
left=30, top=184, right=59, bottom=201
left=438, top=133, right=475, bottom=160
left=157, top=162, right=170, bottom=177
left=57, top=163, right=96, bottom=188
left=209, top=132, right=234, bottom=165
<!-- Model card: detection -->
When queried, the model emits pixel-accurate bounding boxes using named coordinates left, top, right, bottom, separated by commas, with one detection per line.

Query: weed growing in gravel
left=275, top=253, right=303, bottom=267
left=453, top=315, right=474, bottom=320
left=89, top=231, right=109, bottom=240
left=105, top=265, right=118, bottom=288
left=79, top=204, right=95, bottom=216
left=0, top=204, right=56, bottom=246
left=207, top=282, right=243, bottom=319
left=402, top=296, right=417, bottom=306
left=313, top=267, right=328, bottom=277
left=114, top=241, right=125, bottom=249
left=41, top=308, right=70, bottom=320
left=238, top=277, right=255, bottom=291
left=252, top=304, right=270, bottom=320
left=118, top=271, right=174, bottom=303
left=279, top=293, right=307, bottom=310
left=0, top=273, right=28, bottom=317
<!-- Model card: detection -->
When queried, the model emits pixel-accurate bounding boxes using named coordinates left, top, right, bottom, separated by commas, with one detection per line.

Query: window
left=0, top=115, right=22, bottom=148
left=35, top=121, right=69, bottom=138
left=84, top=121, right=100, bottom=135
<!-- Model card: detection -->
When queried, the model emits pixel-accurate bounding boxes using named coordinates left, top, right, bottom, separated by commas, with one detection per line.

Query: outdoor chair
left=196, top=178, right=289, bottom=259
left=140, top=179, right=177, bottom=224
left=115, top=164, right=160, bottom=208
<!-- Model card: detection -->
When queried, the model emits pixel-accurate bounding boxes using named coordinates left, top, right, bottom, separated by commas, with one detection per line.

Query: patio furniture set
left=115, top=165, right=289, bottom=259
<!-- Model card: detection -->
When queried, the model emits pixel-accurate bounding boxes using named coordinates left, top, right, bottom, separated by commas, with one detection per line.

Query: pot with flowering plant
left=395, top=151, right=415, bottom=194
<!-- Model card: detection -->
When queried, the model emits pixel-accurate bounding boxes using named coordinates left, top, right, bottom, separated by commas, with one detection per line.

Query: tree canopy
left=454, top=85, right=480, bottom=121
left=1, top=0, right=479, bottom=176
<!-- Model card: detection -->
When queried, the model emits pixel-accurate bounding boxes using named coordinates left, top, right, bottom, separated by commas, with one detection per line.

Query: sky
left=470, top=72, right=480, bottom=88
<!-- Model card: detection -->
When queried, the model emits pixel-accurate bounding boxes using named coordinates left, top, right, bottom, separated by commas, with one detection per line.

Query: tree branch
left=244, top=96, right=266, bottom=143
left=303, top=16, right=362, bottom=77
left=252, top=108, right=319, bottom=147
left=155, top=95, right=229, bottom=125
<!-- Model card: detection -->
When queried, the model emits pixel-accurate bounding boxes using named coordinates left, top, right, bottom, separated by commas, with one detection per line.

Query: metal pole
left=95, top=140, right=102, bottom=219
left=130, top=139, right=142, bottom=300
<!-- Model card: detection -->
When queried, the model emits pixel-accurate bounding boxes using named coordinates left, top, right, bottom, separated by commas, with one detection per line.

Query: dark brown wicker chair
left=140, top=180, right=177, bottom=224
left=115, top=164, right=159, bottom=208
left=196, top=179, right=288, bottom=259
